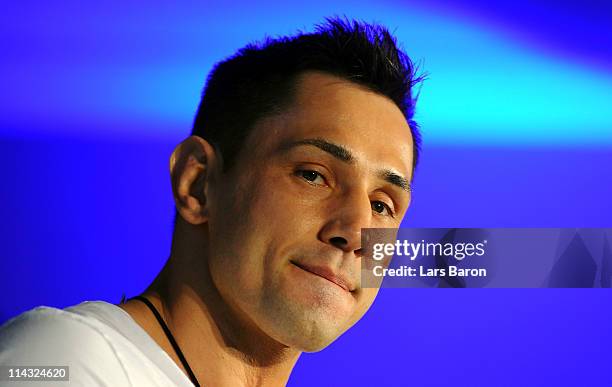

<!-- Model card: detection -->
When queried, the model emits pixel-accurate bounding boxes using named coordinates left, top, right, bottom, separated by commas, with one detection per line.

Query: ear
left=169, top=136, right=219, bottom=225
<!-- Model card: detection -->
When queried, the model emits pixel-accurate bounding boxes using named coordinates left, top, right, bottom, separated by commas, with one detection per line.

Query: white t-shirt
left=0, top=301, right=195, bottom=386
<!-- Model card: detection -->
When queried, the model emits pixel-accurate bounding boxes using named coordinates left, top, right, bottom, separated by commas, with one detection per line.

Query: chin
left=257, top=285, right=360, bottom=352
left=287, top=330, right=342, bottom=353
left=266, top=311, right=348, bottom=352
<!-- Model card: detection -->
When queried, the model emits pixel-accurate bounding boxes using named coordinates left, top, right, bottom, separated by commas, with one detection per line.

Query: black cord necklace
left=129, top=296, right=201, bottom=387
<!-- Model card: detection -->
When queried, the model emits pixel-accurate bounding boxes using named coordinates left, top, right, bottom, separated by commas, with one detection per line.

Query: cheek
left=246, top=171, right=326, bottom=242
left=205, top=186, right=269, bottom=304
left=207, top=174, right=318, bottom=303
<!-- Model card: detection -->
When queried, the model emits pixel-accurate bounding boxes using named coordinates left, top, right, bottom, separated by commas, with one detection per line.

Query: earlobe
left=170, top=136, right=217, bottom=225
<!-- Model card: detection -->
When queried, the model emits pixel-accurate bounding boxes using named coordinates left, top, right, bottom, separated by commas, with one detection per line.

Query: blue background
left=1, top=1, right=611, bottom=385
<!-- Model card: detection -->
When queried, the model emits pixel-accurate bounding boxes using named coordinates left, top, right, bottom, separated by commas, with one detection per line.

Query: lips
left=291, top=261, right=354, bottom=292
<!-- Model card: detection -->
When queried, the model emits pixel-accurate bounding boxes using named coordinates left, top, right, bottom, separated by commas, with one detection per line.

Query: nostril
left=329, top=236, right=348, bottom=248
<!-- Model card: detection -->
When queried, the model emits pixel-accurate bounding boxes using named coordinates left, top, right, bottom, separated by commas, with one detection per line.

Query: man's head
left=169, top=18, right=422, bottom=352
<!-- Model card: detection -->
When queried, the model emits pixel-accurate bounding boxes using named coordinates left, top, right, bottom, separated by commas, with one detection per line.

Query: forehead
left=248, top=71, right=414, bottom=178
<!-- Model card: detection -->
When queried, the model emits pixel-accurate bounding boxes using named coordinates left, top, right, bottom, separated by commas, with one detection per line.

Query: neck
left=122, top=221, right=301, bottom=387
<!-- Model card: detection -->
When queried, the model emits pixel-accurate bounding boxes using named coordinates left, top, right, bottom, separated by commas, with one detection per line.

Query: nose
left=318, top=190, right=372, bottom=256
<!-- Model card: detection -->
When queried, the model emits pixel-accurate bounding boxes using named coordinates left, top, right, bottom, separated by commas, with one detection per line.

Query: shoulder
left=0, top=305, right=131, bottom=386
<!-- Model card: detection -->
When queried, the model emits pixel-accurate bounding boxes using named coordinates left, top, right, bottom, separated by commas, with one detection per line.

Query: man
left=0, top=18, right=422, bottom=386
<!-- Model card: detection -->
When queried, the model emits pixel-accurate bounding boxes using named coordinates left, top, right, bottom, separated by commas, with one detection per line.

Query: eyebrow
left=279, top=137, right=412, bottom=193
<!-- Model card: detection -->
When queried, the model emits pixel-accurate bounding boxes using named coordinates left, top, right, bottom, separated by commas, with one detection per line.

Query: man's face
left=205, top=71, right=414, bottom=351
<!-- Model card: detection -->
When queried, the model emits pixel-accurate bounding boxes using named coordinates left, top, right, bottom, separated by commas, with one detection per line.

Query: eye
left=296, top=169, right=327, bottom=186
left=371, top=201, right=394, bottom=217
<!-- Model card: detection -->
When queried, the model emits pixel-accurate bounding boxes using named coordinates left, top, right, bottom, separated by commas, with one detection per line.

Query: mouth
left=290, top=261, right=354, bottom=293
